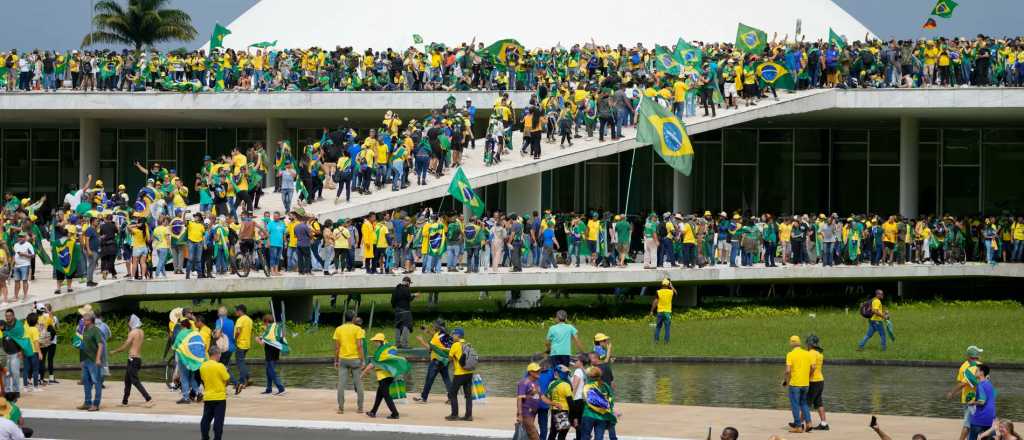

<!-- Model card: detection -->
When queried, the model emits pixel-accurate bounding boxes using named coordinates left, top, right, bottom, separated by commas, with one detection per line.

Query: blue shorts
left=132, top=247, right=149, bottom=257
left=12, top=266, right=29, bottom=281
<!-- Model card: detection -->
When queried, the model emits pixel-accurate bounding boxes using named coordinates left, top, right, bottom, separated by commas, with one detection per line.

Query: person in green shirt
left=613, top=215, right=631, bottom=267
left=762, top=214, right=779, bottom=267
left=464, top=217, right=483, bottom=273
left=642, top=213, right=659, bottom=269
left=571, top=216, right=587, bottom=267
left=446, top=214, right=464, bottom=272
left=77, top=313, right=105, bottom=411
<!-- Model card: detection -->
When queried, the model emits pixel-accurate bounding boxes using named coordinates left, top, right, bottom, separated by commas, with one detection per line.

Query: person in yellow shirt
left=924, top=41, right=939, bottom=85
left=186, top=213, right=207, bottom=279
left=413, top=319, right=451, bottom=404
left=361, top=214, right=377, bottom=272
left=360, top=333, right=400, bottom=419
left=586, top=215, right=600, bottom=265
left=199, top=346, right=230, bottom=440
left=650, top=278, right=675, bottom=343
left=333, top=311, right=366, bottom=413
left=232, top=305, right=253, bottom=393
left=672, top=75, right=688, bottom=119
left=882, top=216, right=898, bottom=265
left=948, top=345, right=984, bottom=440
left=1012, top=217, right=1024, bottom=262
left=196, top=316, right=212, bottom=352
left=680, top=217, right=697, bottom=268
left=857, top=289, right=887, bottom=351
left=805, top=335, right=828, bottom=431
left=446, top=327, right=474, bottom=420
left=784, top=335, right=816, bottom=433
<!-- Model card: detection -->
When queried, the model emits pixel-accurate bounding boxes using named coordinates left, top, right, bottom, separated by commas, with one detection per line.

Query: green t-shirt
left=615, top=220, right=630, bottom=244
left=79, top=325, right=103, bottom=363
left=644, top=220, right=658, bottom=238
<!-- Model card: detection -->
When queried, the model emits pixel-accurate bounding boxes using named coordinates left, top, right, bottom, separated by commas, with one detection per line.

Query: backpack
left=859, top=300, right=874, bottom=319
left=459, top=342, right=479, bottom=370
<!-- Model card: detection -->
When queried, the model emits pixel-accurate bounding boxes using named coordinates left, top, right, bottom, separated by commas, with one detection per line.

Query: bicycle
left=235, top=242, right=270, bottom=278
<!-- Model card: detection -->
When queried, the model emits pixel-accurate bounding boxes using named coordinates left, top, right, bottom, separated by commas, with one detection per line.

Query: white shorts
left=724, top=83, right=737, bottom=96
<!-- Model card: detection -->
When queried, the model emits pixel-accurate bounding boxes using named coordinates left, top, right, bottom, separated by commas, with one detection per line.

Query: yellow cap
left=370, top=333, right=387, bottom=343
left=594, top=333, right=609, bottom=342
left=118, top=184, right=126, bottom=190
left=818, top=213, right=826, bottom=219
left=789, top=335, right=801, bottom=345
left=733, top=214, right=741, bottom=220
left=662, top=278, right=671, bottom=286
left=95, top=180, right=104, bottom=187
left=527, top=362, right=541, bottom=373
left=20, top=198, right=29, bottom=206
left=704, top=211, right=712, bottom=216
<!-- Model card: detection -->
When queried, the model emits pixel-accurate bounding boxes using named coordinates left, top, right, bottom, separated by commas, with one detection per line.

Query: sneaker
left=445, top=415, right=460, bottom=421
left=365, top=412, right=377, bottom=418
left=175, top=398, right=190, bottom=404
left=260, top=390, right=272, bottom=395
left=386, top=414, right=400, bottom=420
left=273, top=390, right=287, bottom=396
left=813, top=424, right=830, bottom=431
left=143, top=400, right=155, bottom=408
left=460, top=416, right=473, bottom=422
left=76, top=404, right=91, bottom=410
left=88, top=406, right=99, bottom=412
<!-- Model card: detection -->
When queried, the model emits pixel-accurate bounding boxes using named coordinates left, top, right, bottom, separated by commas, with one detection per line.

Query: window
left=942, top=129, right=980, bottom=165
left=831, top=142, right=867, bottom=215
left=585, top=162, right=618, bottom=212
left=3, top=130, right=29, bottom=195
left=722, top=165, right=756, bottom=214
left=942, top=167, right=979, bottom=215
left=795, top=129, right=829, bottom=164
left=623, top=148, right=652, bottom=216
left=794, top=165, right=829, bottom=214
left=692, top=143, right=721, bottom=213
left=148, top=128, right=177, bottom=162
left=918, top=142, right=938, bottom=216
left=724, top=129, right=756, bottom=164
left=869, top=129, right=899, bottom=165
left=758, top=142, right=792, bottom=215
left=868, top=166, right=899, bottom=214
left=983, top=143, right=1024, bottom=214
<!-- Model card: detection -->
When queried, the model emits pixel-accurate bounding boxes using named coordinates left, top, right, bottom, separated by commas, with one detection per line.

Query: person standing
left=391, top=276, right=416, bottom=348
left=546, top=310, right=585, bottom=370
left=256, top=314, right=286, bottom=396
left=542, top=363, right=574, bottom=440
left=333, top=311, right=366, bottom=414
left=76, top=313, right=104, bottom=411
left=580, top=366, right=616, bottom=440
left=948, top=345, right=984, bottom=440
left=360, top=333, right=400, bottom=419
left=414, top=319, right=452, bottom=404
left=517, top=363, right=543, bottom=440
left=446, top=327, right=474, bottom=421
left=650, top=279, right=676, bottom=343
left=110, top=314, right=153, bottom=407
left=199, top=346, right=230, bottom=440
left=857, top=289, right=887, bottom=352
left=232, top=305, right=253, bottom=394
left=968, top=365, right=996, bottom=440
left=11, top=234, right=33, bottom=302
left=784, top=335, right=815, bottom=433
left=805, top=335, right=828, bottom=431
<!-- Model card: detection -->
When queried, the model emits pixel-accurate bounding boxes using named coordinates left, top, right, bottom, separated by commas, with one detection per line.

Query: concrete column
left=673, top=172, right=693, bottom=214
left=679, top=286, right=699, bottom=307
left=505, top=289, right=542, bottom=309
left=98, top=298, right=140, bottom=315
left=899, top=115, right=919, bottom=219
left=266, top=118, right=287, bottom=187
left=505, top=173, right=541, bottom=217
left=79, top=118, right=101, bottom=182
left=271, top=296, right=314, bottom=323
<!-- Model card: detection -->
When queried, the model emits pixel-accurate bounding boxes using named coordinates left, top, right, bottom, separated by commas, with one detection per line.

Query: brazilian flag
left=448, top=167, right=484, bottom=217
left=482, top=39, right=524, bottom=66
left=51, top=234, right=79, bottom=277
left=0, top=67, right=8, bottom=88
left=427, top=222, right=446, bottom=257
left=175, top=329, right=207, bottom=371
left=262, top=322, right=290, bottom=355
left=636, top=97, right=693, bottom=176
left=583, top=381, right=617, bottom=423
left=370, top=342, right=411, bottom=377
left=735, top=23, right=767, bottom=54
left=673, top=38, right=703, bottom=67
left=828, top=28, right=847, bottom=49
left=931, top=0, right=958, bottom=18
left=249, top=40, right=277, bottom=49
left=2, top=320, right=35, bottom=356
left=209, top=23, right=231, bottom=50
left=653, top=45, right=683, bottom=76
left=756, top=61, right=796, bottom=90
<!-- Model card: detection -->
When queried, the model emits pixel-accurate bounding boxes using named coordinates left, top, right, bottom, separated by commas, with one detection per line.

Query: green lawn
left=51, top=297, right=1024, bottom=367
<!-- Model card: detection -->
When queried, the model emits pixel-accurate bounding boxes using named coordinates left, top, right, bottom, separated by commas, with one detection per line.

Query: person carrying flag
left=360, top=333, right=407, bottom=419
left=257, top=313, right=287, bottom=396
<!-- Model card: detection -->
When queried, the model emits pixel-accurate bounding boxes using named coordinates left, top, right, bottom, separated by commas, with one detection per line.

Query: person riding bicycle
left=236, top=210, right=269, bottom=277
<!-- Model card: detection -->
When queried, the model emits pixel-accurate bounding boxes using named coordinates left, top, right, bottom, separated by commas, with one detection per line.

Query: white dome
left=218, top=0, right=874, bottom=51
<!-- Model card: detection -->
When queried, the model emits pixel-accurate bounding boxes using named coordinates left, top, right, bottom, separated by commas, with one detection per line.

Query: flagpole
left=624, top=147, right=637, bottom=216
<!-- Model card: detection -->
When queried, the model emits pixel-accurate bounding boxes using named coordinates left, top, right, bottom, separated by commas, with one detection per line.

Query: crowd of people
left=2, top=34, right=1022, bottom=95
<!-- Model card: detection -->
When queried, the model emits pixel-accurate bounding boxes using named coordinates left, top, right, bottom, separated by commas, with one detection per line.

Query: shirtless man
left=111, top=314, right=154, bottom=407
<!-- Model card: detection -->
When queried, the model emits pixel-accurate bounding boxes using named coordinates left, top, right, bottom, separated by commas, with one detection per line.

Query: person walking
left=968, top=365, right=996, bottom=440
left=546, top=310, right=585, bottom=370
left=579, top=366, right=616, bottom=440
left=414, top=319, right=452, bottom=404
left=109, top=314, right=153, bottom=407
left=391, top=276, right=416, bottom=348
left=232, top=305, right=253, bottom=394
left=446, top=327, right=475, bottom=421
left=360, top=333, right=400, bottom=419
left=333, top=311, right=366, bottom=414
left=517, top=363, right=543, bottom=440
left=784, top=335, right=815, bottom=433
left=948, top=345, right=984, bottom=440
left=805, top=335, right=828, bottom=431
left=857, top=289, right=888, bottom=352
left=650, top=279, right=676, bottom=343
left=256, top=314, right=286, bottom=396
left=76, top=312, right=104, bottom=411
left=213, top=307, right=236, bottom=387
left=199, top=346, right=230, bottom=440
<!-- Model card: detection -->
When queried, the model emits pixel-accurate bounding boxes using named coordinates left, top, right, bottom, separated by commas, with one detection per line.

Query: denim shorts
left=12, top=266, right=29, bottom=281
left=132, top=246, right=149, bottom=257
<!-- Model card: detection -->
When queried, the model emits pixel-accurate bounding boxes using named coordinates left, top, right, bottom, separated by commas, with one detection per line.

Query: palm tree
left=81, top=0, right=198, bottom=51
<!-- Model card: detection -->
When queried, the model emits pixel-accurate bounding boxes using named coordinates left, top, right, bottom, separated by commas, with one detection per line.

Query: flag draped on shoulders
left=371, top=342, right=411, bottom=377
left=483, top=39, right=524, bottom=66
left=448, top=167, right=484, bottom=217
left=175, top=329, right=207, bottom=371
left=51, top=226, right=79, bottom=277
left=262, top=321, right=290, bottom=355
left=583, top=381, right=616, bottom=423
left=4, top=320, right=34, bottom=356
left=735, top=23, right=767, bottom=54
left=636, top=97, right=693, bottom=176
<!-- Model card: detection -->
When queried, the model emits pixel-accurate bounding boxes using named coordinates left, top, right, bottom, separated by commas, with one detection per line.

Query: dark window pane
left=99, top=161, right=117, bottom=194
left=179, top=129, right=206, bottom=141
left=919, top=129, right=939, bottom=143
left=693, top=143, right=721, bottom=213
left=868, top=166, right=899, bottom=214
left=795, top=129, right=829, bottom=164
left=653, top=165, right=675, bottom=214
left=4, top=141, right=29, bottom=195
left=32, top=161, right=59, bottom=198
left=982, top=129, right=1024, bottom=143
left=869, top=129, right=899, bottom=165
left=120, top=129, right=147, bottom=140
left=237, top=128, right=264, bottom=141
left=833, top=129, right=867, bottom=143
left=148, top=128, right=177, bottom=161
left=585, top=163, right=618, bottom=212
left=759, top=129, right=792, bottom=143
left=983, top=144, right=1024, bottom=214
left=724, top=129, right=756, bottom=164
left=831, top=143, right=867, bottom=215
left=296, top=128, right=320, bottom=145
left=3, top=129, right=28, bottom=140
left=550, top=164, right=578, bottom=213
left=919, top=143, right=938, bottom=216
left=758, top=143, right=792, bottom=215
left=32, top=129, right=60, bottom=160
left=795, top=166, right=829, bottom=214
left=943, top=167, right=979, bottom=215
left=942, top=129, right=979, bottom=165
left=722, top=165, right=756, bottom=214
left=692, top=130, right=722, bottom=143
left=61, top=141, right=80, bottom=193
left=119, top=140, right=147, bottom=195
left=100, top=129, right=117, bottom=160
left=62, top=129, right=80, bottom=141
left=207, top=129, right=236, bottom=160
left=624, top=148, right=652, bottom=216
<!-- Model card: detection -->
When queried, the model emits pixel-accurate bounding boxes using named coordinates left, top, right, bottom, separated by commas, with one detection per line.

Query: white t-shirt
left=64, top=189, right=84, bottom=210
left=0, top=418, right=25, bottom=440
left=571, top=367, right=587, bottom=400
left=12, top=241, right=34, bottom=268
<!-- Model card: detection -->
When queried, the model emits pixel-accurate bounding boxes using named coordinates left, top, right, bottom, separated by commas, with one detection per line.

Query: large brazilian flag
left=370, top=342, right=411, bottom=377
left=175, top=330, right=207, bottom=371
left=427, top=222, right=446, bottom=257
left=756, top=62, right=796, bottom=90
left=51, top=235, right=79, bottom=277
left=636, top=97, right=693, bottom=176
left=735, top=23, right=767, bottom=54
left=653, top=45, right=683, bottom=76
left=673, top=38, right=703, bottom=67
left=448, top=167, right=484, bottom=217
left=262, top=322, right=290, bottom=355
left=482, top=39, right=524, bottom=66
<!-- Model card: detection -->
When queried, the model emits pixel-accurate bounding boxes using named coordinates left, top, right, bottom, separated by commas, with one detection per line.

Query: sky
left=0, top=0, right=1017, bottom=50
